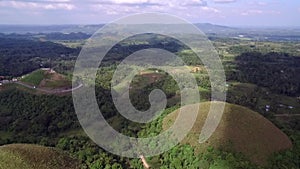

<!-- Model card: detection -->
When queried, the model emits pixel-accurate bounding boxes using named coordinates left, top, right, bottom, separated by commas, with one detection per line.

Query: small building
left=191, top=67, right=201, bottom=73
left=50, top=69, right=55, bottom=73
left=12, top=78, right=18, bottom=82
left=288, top=106, right=294, bottom=109
left=0, top=82, right=2, bottom=86
left=2, top=80, right=9, bottom=84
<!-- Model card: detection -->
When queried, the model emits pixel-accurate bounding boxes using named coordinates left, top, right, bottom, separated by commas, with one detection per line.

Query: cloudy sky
left=0, top=0, right=299, bottom=26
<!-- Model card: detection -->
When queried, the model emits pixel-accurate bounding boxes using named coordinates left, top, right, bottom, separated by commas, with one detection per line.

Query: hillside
left=20, top=69, right=71, bottom=89
left=0, top=144, right=80, bottom=169
left=162, top=102, right=292, bottom=165
left=0, top=36, right=78, bottom=76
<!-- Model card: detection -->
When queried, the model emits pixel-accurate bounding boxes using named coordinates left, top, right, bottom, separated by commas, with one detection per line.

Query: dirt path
left=139, top=155, right=150, bottom=169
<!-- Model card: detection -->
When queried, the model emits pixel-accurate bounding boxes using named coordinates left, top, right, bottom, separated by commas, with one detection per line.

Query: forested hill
left=0, top=37, right=79, bottom=76
left=232, top=52, right=300, bottom=96
left=0, top=32, right=91, bottom=41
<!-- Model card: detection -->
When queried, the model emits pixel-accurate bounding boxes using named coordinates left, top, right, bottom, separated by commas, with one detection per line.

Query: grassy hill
left=21, top=69, right=71, bottom=89
left=0, top=144, right=80, bottom=169
left=162, top=102, right=292, bottom=165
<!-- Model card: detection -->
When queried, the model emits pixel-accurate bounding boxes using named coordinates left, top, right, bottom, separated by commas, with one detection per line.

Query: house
left=12, top=78, right=18, bottom=82
left=265, top=105, right=270, bottom=112
left=50, top=69, right=55, bottom=73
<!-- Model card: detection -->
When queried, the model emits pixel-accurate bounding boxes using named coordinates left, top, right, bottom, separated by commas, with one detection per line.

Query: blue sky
left=0, top=0, right=299, bottom=26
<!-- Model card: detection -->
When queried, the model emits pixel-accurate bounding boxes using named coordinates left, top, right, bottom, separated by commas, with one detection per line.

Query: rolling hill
left=20, top=69, right=71, bottom=89
left=0, top=144, right=80, bottom=169
left=162, top=102, right=293, bottom=165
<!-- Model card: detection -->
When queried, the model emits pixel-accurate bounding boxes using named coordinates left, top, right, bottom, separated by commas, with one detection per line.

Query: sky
left=0, top=0, right=299, bottom=27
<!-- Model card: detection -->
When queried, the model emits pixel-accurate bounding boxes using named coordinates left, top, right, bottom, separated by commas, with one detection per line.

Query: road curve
left=14, top=81, right=83, bottom=94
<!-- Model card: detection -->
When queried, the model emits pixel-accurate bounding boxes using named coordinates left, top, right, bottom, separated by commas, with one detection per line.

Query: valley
left=0, top=25, right=299, bottom=169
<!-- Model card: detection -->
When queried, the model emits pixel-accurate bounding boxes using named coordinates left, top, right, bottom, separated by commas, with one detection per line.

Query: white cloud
left=213, top=0, right=236, bottom=3
left=44, top=3, right=75, bottom=10
left=241, top=9, right=262, bottom=16
left=47, top=0, right=72, bottom=2
left=247, top=1, right=267, bottom=6
left=201, top=6, right=220, bottom=13
left=92, top=0, right=207, bottom=7
left=0, top=0, right=75, bottom=10
left=241, top=9, right=281, bottom=16
left=106, top=0, right=149, bottom=4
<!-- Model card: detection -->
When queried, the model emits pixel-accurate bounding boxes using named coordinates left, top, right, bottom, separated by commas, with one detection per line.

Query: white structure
left=41, top=68, right=50, bottom=71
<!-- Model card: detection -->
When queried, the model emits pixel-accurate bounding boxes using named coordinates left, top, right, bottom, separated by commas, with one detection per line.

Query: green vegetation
left=20, top=69, right=72, bottom=89
left=162, top=102, right=292, bottom=165
left=0, top=36, right=79, bottom=76
left=0, top=31, right=300, bottom=169
left=233, top=52, right=300, bottom=96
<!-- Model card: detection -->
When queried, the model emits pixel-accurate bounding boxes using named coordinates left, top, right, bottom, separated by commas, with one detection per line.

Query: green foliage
left=234, top=52, right=300, bottom=96
left=0, top=36, right=79, bottom=76
left=268, top=132, right=300, bottom=169
left=56, top=136, right=124, bottom=169
left=0, top=87, right=78, bottom=144
left=153, top=144, right=260, bottom=169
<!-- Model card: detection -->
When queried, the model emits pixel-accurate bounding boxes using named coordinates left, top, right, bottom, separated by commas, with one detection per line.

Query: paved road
left=14, top=81, right=83, bottom=94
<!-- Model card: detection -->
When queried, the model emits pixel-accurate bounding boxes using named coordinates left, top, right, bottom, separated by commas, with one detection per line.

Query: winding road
left=14, top=81, right=83, bottom=94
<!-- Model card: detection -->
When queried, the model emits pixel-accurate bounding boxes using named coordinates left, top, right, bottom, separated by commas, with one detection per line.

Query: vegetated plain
left=0, top=25, right=299, bottom=169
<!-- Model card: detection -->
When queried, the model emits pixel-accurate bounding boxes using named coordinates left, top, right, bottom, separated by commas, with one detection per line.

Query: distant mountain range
left=0, top=23, right=300, bottom=41
left=0, top=23, right=267, bottom=34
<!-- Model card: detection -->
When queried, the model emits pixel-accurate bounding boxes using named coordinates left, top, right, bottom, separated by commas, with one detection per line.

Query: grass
left=21, top=70, right=45, bottom=86
left=20, top=69, right=72, bottom=90
left=0, top=144, right=80, bottom=169
left=162, top=102, right=292, bottom=166
left=42, top=79, right=71, bottom=89
left=0, top=149, right=30, bottom=169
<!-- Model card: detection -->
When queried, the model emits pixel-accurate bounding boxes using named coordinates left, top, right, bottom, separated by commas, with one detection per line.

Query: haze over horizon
left=0, top=0, right=299, bottom=27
